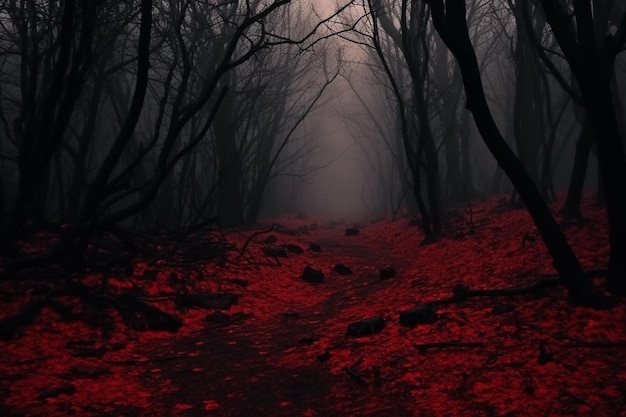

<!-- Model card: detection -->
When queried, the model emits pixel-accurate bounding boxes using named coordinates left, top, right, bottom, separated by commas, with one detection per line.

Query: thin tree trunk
left=539, top=0, right=626, bottom=294
left=561, top=117, right=592, bottom=218
left=429, top=0, right=609, bottom=307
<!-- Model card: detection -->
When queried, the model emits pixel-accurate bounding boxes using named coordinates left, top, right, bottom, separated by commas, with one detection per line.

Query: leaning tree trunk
left=428, top=0, right=610, bottom=307
left=538, top=0, right=626, bottom=295
left=584, top=87, right=626, bottom=294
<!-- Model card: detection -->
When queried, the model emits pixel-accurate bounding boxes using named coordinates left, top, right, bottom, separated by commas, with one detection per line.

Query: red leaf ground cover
left=1, top=196, right=625, bottom=416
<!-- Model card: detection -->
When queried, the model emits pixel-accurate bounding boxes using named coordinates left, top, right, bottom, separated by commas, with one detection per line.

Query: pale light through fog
left=293, top=0, right=372, bottom=219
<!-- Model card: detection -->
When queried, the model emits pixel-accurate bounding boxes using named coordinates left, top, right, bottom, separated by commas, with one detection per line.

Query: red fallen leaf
left=173, top=403, right=194, bottom=411
left=1, top=195, right=621, bottom=417
left=203, top=400, right=220, bottom=411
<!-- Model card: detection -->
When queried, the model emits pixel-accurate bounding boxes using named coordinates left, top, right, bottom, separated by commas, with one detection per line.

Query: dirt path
left=133, top=225, right=418, bottom=417
left=3, top=201, right=625, bottom=417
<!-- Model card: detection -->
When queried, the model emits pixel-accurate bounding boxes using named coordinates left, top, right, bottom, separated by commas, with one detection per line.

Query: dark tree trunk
left=59, top=0, right=153, bottom=255
left=539, top=0, right=626, bottom=294
left=214, top=89, right=244, bottom=225
left=415, top=93, right=441, bottom=237
left=459, top=110, right=477, bottom=197
left=428, top=0, right=608, bottom=306
left=434, top=37, right=463, bottom=204
left=512, top=1, right=546, bottom=193
left=561, top=117, right=593, bottom=218
left=586, top=89, right=626, bottom=293
left=373, top=0, right=441, bottom=240
left=6, top=0, right=78, bottom=245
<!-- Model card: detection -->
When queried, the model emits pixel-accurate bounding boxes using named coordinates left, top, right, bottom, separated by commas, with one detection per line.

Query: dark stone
left=113, top=293, right=183, bottom=332
left=109, top=341, right=127, bottom=351
left=204, top=311, right=231, bottom=324
left=317, top=351, right=331, bottom=363
left=298, top=335, right=319, bottom=345
left=128, top=286, right=148, bottom=298
left=139, top=269, right=158, bottom=281
left=399, top=306, right=437, bottom=327
left=178, top=293, right=238, bottom=310
left=302, top=266, right=324, bottom=283
left=282, top=310, right=300, bottom=319
left=452, top=283, right=470, bottom=299
left=492, top=303, right=516, bottom=315
left=347, top=317, right=386, bottom=338
left=309, top=243, right=322, bottom=252
left=37, top=384, right=76, bottom=400
left=69, top=365, right=111, bottom=379
left=167, top=273, right=183, bottom=289
left=263, top=246, right=288, bottom=258
left=345, top=228, right=360, bottom=236
left=262, top=235, right=277, bottom=244
left=333, top=263, right=353, bottom=275
left=145, top=312, right=183, bottom=332
left=379, top=266, right=396, bottom=280
left=226, top=278, right=249, bottom=287
left=285, top=244, right=304, bottom=254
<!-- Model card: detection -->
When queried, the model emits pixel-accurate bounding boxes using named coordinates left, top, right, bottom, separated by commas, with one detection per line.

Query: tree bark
left=428, top=0, right=609, bottom=306
left=561, top=117, right=593, bottom=218
left=539, top=0, right=626, bottom=294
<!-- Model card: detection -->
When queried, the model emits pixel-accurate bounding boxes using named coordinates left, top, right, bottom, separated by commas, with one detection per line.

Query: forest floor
left=1, top=195, right=626, bottom=417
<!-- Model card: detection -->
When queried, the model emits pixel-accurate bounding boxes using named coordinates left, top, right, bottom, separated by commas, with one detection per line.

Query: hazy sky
left=292, top=1, right=374, bottom=218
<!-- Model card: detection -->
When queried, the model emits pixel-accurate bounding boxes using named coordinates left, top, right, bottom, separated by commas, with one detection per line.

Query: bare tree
left=340, top=67, right=407, bottom=215
left=337, top=0, right=442, bottom=239
left=0, top=0, right=350, bottom=270
left=427, top=0, right=612, bottom=306
left=536, top=0, right=626, bottom=294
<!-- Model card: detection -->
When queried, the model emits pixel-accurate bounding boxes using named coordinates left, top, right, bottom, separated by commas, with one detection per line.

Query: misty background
left=292, top=0, right=616, bottom=219
left=0, top=0, right=624, bottom=251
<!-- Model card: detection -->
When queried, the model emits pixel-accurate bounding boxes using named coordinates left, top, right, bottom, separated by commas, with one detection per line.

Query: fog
left=0, top=0, right=622, bottom=238
left=289, top=69, right=374, bottom=218
left=282, top=1, right=374, bottom=219
left=273, top=0, right=611, bottom=221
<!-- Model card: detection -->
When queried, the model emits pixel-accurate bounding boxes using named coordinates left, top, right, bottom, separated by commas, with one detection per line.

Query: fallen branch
left=414, top=340, right=484, bottom=352
left=238, top=224, right=277, bottom=258
left=565, top=339, right=626, bottom=349
left=425, top=268, right=610, bottom=309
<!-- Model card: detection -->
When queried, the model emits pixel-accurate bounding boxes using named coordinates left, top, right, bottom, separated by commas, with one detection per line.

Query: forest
left=0, top=0, right=625, bottom=416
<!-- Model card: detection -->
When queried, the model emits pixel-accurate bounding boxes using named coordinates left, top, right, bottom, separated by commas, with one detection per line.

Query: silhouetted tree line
left=342, top=0, right=624, bottom=305
left=1, top=0, right=625, bottom=306
left=0, top=0, right=344, bottom=268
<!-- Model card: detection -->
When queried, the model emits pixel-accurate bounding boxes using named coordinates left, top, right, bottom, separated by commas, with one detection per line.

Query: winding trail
left=133, top=221, right=420, bottom=417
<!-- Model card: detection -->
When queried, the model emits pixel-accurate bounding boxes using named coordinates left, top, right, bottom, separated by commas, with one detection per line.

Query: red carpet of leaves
left=1, top=196, right=625, bottom=416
